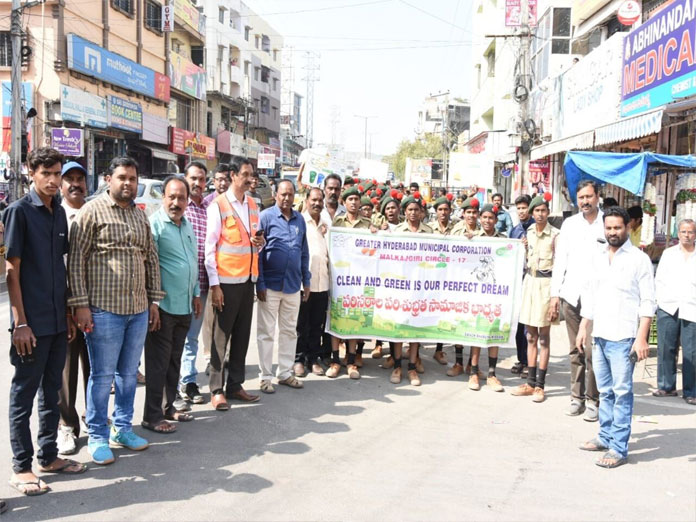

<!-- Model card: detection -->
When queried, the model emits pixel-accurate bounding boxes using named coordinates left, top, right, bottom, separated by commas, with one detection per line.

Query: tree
left=384, top=134, right=443, bottom=180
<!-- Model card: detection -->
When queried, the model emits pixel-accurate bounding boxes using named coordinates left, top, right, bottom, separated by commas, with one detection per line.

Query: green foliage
left=384, top=134, right=443, bottom=180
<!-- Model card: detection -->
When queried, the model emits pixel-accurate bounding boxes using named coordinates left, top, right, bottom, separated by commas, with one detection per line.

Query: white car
left=88, top=178, right=164, bottom=217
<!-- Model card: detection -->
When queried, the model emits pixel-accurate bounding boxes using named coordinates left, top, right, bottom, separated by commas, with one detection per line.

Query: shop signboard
left=51, top=128, right=84, bottom=156
left=162, top=4, right=173, bottom=32
left=142, top=113, right=169, bottom=145
left=60, top=84, right=108, bottom=129
left=529, top=159, right=551, bottom=193
left=67, top=34, right=171, bottom=102
left=257, top=153, right=276, bottom=169
left=169, top=52, right=206, bottom=101
left=1, top=81, right=32, bottom=153
left=174, top=0, right=203, bottom=34
left=558, top=32, right=625, bottom=139
left=505, top=0, right=537, bottom=26
left=217, top=130, right=245, bottom=156
left=620, top=0, right=696, bottom=117
left=108, top=95, right=143, bottom=133
left=246, top=138, right=259, bottom=159
left=170, top=127, right=215, bottom=159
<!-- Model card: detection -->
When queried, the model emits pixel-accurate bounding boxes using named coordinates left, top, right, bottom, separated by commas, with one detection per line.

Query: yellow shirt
left=630, top=226, right=642, bottom=247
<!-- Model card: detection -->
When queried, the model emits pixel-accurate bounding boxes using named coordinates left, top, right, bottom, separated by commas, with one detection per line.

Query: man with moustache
left=178, top=161, right=209, bottom=406
left=203, top=163, right=233, bottom=206
left=577, top=207, right=655, bottom=468
left=295, top=188, right=330, bottom=376
left=205, top=159, right=265, bottom=410
left=69, top=157, right=164, bottom=465
left=4, top=148, right=86, bottom=497
left=143, top=176, right=201, bottom=433
left=550, top=180, right=604, bottom=421
left=57, top=162, right=90, bottom=455
left=320, top=173, right=345, bottom=227
left=256, top=180, right=311, bottom=393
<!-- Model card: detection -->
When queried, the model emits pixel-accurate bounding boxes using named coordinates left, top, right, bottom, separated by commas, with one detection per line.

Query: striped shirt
left=67, top=191, right=165, bottom=314
left=184, top=197, right=209, bottom=293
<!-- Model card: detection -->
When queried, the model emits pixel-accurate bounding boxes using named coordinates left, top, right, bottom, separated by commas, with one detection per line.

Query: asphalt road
left=0, top=294, right=694, bottom=521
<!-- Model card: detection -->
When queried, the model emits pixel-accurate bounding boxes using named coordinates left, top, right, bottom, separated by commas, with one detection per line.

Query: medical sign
left=620, top=0, right=696, bottom=117
left=67, top=34, right=170, bottom=102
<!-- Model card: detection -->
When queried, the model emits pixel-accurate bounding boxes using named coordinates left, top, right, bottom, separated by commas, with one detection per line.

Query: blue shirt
left=495, top=209, right=514, bottom=235
left=3, top=189, right=69, bottom=336
left=509, top=216, right=536, bottom=239
left=257, top=205, right=310, bottom=294
left=149, top=207, right=200, bottom=315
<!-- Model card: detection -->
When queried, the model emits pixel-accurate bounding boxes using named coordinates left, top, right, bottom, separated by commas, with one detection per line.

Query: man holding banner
left=389, top=192, right=432, bottom=386
left=431, top=193, right=456, bottom=366
left=326, top=186, right=375, bottom=379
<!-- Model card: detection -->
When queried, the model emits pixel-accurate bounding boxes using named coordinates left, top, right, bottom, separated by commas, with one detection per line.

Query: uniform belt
left=527, top=269, right=552, bottom=278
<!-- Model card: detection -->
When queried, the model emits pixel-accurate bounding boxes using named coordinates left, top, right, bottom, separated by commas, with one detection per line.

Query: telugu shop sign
left=67, top=34, right=171, bottom=102
left=170, top=128, right=215, bottom=159
left=621, top=0, right=696, bottom=117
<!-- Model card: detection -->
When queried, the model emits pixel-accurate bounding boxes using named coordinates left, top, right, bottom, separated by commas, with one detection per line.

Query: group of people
left=3, top=148, right=695, bottom=505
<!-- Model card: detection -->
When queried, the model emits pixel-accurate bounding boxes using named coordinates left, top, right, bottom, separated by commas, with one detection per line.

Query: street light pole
left=10, top=0, right=23, bottom=201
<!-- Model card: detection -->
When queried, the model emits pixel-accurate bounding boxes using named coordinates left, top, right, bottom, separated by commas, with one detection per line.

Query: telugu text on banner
left=327, top=229, right=525, bottom=347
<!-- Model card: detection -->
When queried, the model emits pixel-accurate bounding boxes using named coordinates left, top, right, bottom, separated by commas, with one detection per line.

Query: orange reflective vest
left=215, top=193, right=260, bottom=284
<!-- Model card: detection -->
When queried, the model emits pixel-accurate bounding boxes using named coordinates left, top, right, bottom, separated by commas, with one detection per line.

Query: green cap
left=341, top=186, right=360, bottom=200
left=360, top=196, right=373, bottom=207
left=461, top=197, right=480, bottom=211
left=529, top=193, right=552, bottom=213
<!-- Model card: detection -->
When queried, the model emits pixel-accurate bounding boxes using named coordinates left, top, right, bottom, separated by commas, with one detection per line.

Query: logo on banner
left=617, top=0, right=640, bottom=26
left=85, top=47, right=101, bottom=73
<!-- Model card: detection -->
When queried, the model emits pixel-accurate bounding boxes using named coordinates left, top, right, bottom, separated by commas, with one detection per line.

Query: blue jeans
left=593, top=338, right=635, bottom=458
left=180, top=291, right=207, bottom=386
left=657, top=308, right=696, bottom=397
left=85, top=307, right=149, bottom=443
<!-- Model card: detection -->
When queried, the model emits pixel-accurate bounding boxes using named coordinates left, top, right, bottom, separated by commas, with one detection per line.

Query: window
left=244, top=26, right=251, bottom=41
left=218, top=7, right=225, bottom=24
left=551, top=8, right=571, bottom=54
left=260, top=97, right=270, bottom=114
left=144, top=0, right=162, bottom=32
left=255, top=35, right=260, bottom=49
left=272, top=106, right=278, bottom=120
left=244, top=60, right=250, bottom=75
left=171, top=38, right=182, bottom=54
left=486, top=50, right=495, bottom=77
left=169, top=95, right=193, bottom=130
left=571, top=26, right=602, bottom=56
left=272, top=78, right=278, bottom=91
left=111, top=0, right=134, bottom=16
left=254, top=67, right=260, bottom=81
left=207, top=111, right=213, bottom=137
left=262, top=35, right=271, bottom=53
left=0, top=32, right=11, bottom=67
left=229, top=10, right=239, bottom=29
left=191, top=46, right=204, bottom=67
left=261, top=66, right=269, bottom=83
left=273, top=49, right=278, bottom=61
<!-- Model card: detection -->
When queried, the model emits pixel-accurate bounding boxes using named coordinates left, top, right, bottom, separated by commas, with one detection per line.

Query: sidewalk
left=0, top=299, right=693, bottom=521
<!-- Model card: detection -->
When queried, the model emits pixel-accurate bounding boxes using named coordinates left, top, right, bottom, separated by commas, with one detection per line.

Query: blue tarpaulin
left=564, top=151, right=696, bottom=203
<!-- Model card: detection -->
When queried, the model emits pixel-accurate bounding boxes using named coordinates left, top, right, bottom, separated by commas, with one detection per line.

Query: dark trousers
left=562, top=298, right=599, bottom=405
left=515, top=322, right=528, bottom=365
left=144, top=310, right=191, bottom=424
left=657, top=308, right=696, bottom=397
left=58, top=332, right=90, bottom=436
left=296, top=291, right=329, bottom=364
left=9, top=332, right=67, bottom=473
left=209, top=281, right=254, bottom=395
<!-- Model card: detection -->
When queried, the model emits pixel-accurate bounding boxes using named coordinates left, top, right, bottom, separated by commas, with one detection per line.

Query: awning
left=564, top=151, right=696, bottom=203
left=134, top=144, right=178, bottom=162
left=594, top=109, right=664, bottom=146
left=530, top=130, right=595, bottom=161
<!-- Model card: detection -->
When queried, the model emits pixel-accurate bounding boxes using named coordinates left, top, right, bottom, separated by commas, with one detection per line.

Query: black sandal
left=511, top=362, right=524, bottom=374
left=141, top=420, right=177, bottom=433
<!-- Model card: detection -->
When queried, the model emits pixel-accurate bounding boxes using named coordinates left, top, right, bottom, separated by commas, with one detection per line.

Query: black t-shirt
left=3, top=190, right=69, bottom=336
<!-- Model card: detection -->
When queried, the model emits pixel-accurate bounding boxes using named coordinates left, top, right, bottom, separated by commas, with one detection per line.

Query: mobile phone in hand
left=255, top=229, right=264, bottom=237
left=629, top=350, right=638, bottom=364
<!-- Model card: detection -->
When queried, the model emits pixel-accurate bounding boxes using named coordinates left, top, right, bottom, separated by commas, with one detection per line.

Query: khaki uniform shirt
left=394, top=221, right=433, bottom=234
left=430, top=220, right=455, bottom=236
left=473, top=228, right=505, bottom=239
left=372, top=212, right=386, bottom=228
left=526, top=223, right=559, bottom=272
left=332, top=214, right=372, bottom=229
left=451, top=220, right=481, bottom=236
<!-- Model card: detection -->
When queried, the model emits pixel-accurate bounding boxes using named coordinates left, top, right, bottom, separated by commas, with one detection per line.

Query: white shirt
left=581, top=240, right=656, bottom=342
left=320, top=204, right=345, bottom=229
left=550, top=210, right=605, bottom=306
left=303, top=212, right=330, bottom=292
left=655, top=244, right=696, bottom=323
left=205, top=190, right=251, bottom=287
left=61, top=200, right=82, bottom=224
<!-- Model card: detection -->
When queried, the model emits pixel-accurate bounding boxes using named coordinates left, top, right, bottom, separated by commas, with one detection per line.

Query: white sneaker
left=57, top=425, right=78, bottom=455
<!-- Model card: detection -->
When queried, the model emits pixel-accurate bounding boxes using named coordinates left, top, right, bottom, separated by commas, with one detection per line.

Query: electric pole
left=10, top=0, right=23, bottom=202
left=354, top=114, right=375, bottom=159
left=518, top=0, right=532, bottom=194
left=302, top=51, right=320, bottom=148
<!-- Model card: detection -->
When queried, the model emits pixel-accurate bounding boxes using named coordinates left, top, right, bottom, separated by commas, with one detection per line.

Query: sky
left=244, top=0, right=474, bottom=157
